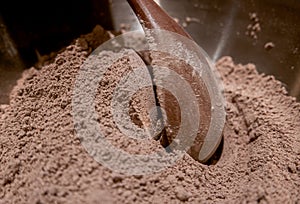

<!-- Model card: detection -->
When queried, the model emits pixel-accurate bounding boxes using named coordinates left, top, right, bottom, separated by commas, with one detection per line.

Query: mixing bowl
left=0, top=0, right=299, bottom=104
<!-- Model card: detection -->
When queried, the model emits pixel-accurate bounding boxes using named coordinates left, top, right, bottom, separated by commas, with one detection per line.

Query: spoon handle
left=127, top=0, right=192, bottom=39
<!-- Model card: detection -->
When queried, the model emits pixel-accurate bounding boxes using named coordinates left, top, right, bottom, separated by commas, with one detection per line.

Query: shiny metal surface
left=0, top=16, right=24, bottom=104
left=111, top=0, right=300, bottom=100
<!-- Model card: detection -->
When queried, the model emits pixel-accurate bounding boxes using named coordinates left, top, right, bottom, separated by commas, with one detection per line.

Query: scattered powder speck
left=246, top=12, right=261, bottom=40
left=264, top=41, right=275, bottom=51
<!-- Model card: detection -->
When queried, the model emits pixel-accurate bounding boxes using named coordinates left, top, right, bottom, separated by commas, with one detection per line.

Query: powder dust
left=0, top=25, right=299, bottom=203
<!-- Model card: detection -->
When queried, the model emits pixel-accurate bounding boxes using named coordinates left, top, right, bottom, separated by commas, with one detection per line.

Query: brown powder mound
left=93, top=50, right=161, bottom=155
left=1, top=26, right=300, bottom=203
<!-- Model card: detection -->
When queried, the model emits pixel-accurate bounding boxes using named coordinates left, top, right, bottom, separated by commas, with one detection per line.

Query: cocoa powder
left=0, top=26, right=299, bottom=203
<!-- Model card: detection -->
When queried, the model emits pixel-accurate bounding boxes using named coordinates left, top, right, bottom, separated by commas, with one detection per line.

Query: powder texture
left=1, top=26, right=300, bottom=204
